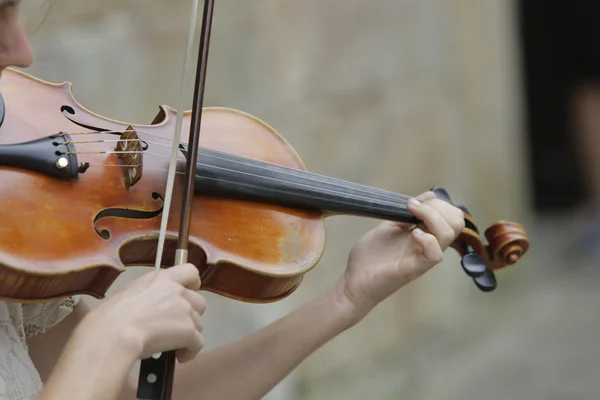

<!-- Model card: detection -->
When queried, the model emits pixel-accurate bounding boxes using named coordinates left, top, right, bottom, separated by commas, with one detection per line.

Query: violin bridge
left=115, top=125, right=143, bottom=189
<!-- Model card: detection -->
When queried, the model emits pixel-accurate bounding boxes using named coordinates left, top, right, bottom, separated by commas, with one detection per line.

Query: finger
left=184, top=290, right=207, bottom=316
left=176, top=310, right=204, bottom=363
left=427, top=199, right=465, bottom=236
left=392, top=192, right=436, bottom=229
left=176, top=330, right=204, bottom=363
left=417, top=192, right=465, bottom=234
left=393, top=220, right=415, bottom=230
left=393, top=191, right=438, bottom=225
left=187, top=309, right=203, bottom=334
left=408, top=198, right=457, bottom=248
left=412, top=228, right=443, bottom=264
left=415, top=191, right=436, bottom=201
left=449, top=208, right=466, bottom=236
left=163, top=263, right=201, bottom=290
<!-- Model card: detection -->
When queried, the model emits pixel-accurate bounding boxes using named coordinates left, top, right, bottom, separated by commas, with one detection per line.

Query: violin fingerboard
left=137, top=351, right=176, bottom=400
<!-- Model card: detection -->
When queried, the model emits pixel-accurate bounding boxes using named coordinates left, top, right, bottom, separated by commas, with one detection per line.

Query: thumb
left=411, top=228, right=443, bottom=264
left=162, top=264, right=202, bottom=290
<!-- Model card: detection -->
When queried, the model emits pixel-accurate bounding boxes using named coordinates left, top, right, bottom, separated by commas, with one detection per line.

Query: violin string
left=58, top=130, right=135, bottom=135
left=63, top=150, right=165, bottom=158
left=64, top=138, right=182, bottom=150
left=86, top=164, right=144, bottom=168
left=63, top=139, right=134, bottom=145
left=58, top=132, right=414, bottom=205
left=61, top=132, right=413, bottom=205
left=192, top=148, right=414, bottom=203
left=79, top=162, right=410, bottom=214
left=68, top=146, right=411, bottom=208
left=70, top=132, right=409, bottom=200
left=59, top=129, right=176, bottom=142
left=84, top=164, right=186, bottom=176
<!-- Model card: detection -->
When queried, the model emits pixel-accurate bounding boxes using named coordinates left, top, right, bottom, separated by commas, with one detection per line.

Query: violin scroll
left=431, top=186, right=530, bottom=292
left=484, top=222, right=530, bottom=269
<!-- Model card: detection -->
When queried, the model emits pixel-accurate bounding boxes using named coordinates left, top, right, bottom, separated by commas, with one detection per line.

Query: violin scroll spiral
left=432, top=186, right=530, bottom=292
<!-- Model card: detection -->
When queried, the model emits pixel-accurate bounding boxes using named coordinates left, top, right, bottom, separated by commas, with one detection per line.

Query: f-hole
left=60, top=105, right=149, bottom=150
left=61, top=105, right=110, bottom=133
left=94, top=192, right=164, bottom=240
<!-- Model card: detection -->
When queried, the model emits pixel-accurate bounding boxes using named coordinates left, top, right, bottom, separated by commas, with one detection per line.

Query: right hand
left=82, top=263, right=206, bottom=363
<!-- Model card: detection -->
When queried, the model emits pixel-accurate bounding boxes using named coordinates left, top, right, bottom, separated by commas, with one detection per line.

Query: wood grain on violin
left=0, top=68, right=529, bottom=303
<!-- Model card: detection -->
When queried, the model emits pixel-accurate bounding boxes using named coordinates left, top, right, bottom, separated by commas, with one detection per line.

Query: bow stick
left=136, top=0, right=216, bottom=398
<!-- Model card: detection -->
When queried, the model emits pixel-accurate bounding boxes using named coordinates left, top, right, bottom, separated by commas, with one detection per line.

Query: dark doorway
left=516, top=0, right=588, bottom=213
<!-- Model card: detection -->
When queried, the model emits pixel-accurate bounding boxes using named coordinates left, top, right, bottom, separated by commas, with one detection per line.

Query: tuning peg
left=430, top=186, right=453, bottom=203
left=430, top=186, right=497, bottom=292
left=472, top=269, right=497, bottom=292
left=429, top=186, right=528, bottom=293
left=461, top=246, right=487, bottom=278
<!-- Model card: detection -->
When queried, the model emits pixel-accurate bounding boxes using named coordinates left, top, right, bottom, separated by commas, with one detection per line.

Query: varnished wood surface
left=0, top=68, right=325, bottom=302
left=451, top=214, right=529, bottom=272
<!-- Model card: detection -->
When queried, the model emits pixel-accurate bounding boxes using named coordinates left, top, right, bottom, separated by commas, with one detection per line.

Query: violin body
left=0, top=68, right=529, bottom=303
left=0, top=68, right=329, bottom=302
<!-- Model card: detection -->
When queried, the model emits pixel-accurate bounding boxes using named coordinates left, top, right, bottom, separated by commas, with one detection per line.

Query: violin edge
left=0, top=260, right=122, bottom=302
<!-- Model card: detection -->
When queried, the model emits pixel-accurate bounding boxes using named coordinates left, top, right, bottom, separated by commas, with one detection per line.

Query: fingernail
left=413, top=227, right=424, bottom=235
left=409, top=198, right=420, bottom=207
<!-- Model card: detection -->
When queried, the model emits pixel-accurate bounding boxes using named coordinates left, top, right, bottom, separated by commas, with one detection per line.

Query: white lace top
left=0, top=297, right=80, bottom=400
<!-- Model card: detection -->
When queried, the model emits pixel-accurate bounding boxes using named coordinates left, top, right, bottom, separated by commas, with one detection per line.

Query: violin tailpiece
left=0, top=133, right=80, bottom=179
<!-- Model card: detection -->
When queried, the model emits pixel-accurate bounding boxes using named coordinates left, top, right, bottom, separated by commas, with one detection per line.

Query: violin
left=0, top=67, right=529, bottom=302
left=1, top=0, right=528, bottom=398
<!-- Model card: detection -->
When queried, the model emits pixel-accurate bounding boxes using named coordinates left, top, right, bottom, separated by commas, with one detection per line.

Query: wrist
left=72, top=307, right=143, bottom=367
left=326, top=277, right=369, bottom=329
left=40, top=308, right=140, bottom=399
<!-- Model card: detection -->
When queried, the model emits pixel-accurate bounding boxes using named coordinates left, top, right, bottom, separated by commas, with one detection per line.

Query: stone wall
left=20, top=1, right=526, bottom=398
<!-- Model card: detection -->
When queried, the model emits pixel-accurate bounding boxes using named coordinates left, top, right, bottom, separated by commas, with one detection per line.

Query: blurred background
left=18, top=0, right=600, bottom=399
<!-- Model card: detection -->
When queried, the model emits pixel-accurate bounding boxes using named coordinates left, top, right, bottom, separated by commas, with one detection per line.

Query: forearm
left=38, top=316, right=139, bottom=400
left=172, top=280, right=358, bottom=400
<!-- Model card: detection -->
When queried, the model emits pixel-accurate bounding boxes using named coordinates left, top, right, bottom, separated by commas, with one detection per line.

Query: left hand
left=337, top=191, right=465, bottom=321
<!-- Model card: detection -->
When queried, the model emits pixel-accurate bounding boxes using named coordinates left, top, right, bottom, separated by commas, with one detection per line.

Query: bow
left=135, top=0, right=216, bottom=398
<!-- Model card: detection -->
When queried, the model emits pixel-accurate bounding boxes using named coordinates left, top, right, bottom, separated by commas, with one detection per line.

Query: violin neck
left=187, top=147, right=418, bottom=224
